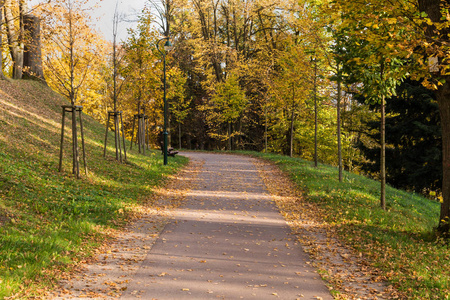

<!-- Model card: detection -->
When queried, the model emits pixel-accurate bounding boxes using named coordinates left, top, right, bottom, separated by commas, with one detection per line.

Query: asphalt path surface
left=119, top=152, right=332, bottom=299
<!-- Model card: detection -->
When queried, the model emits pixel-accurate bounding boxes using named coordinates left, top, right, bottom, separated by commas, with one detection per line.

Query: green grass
left=247, top=152, right=449, bottom=299
left=0, top=80, right=188, bottom=298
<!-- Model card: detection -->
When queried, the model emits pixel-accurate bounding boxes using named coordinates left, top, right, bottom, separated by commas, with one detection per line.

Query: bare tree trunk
left=436, top=83, right=450, bottom=231
left=290, top=110, right=294, bottom=158
left=337, top=76, right=343, bottom=182
left=418, top=0, right=450, bottom=232
left=290, top=85, right=295, bottom=158
left=4, top=0, right=25, bottom=79
left=380, top=94, right=386, bottom=210
left=228, top=122, right=232, bottom=151
left=264, top=101, right=268, bottom=152
left=68, top=6, right=75, bottom=105
left=0, top=1, right=7, bottom=80
left=179, top=122, right=182, bottom=149
left=314, top=58, right=318, bottom=168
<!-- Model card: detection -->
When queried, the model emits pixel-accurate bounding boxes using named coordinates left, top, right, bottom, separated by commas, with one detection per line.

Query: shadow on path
left=120, top=152, right=332, bottom=299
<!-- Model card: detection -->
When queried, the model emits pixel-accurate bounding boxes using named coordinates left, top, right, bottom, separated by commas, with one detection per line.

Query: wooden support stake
left=78, top=107, right=88, bottom=175
left=58, top=107, right=66, bottom=172
left=59, top=105, right=87, bottom=178
left=103, top=113, right=111, bottom=157
left=130, top=115, right=136, bottom=151
left=120, top=112, right=127, bottom=161
left=104, top=111, right=127, bottom=162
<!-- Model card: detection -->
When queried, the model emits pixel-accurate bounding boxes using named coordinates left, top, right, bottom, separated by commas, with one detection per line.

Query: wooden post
left=71, top=108, right=80, bottom=178
left=130, top=115, right=136, bottom=150
left=103, top=111, right=127, bottom=162
left=142, top=106, right=146, bottom=155
left=78, top=107, right=88, bottom=175
left=103, top=113, right=111, bottom=157
left=130, top=111, right=146, bottom=155
left=145, top=116, right=150, bottom=150
left=59, top=105, right=87, bottom=178
left=120, top=112, right=127, bottom=161
left=116, top=113, right=122, bottom=161
left=58, top=107, right=66, bottom=172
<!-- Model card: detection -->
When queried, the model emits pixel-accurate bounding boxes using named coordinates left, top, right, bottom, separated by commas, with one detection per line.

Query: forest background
left=1, top=0, right=449, bottom=229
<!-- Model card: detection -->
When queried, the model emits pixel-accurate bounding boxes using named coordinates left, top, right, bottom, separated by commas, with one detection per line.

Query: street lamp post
left=156, top=37, right=173, bottom=165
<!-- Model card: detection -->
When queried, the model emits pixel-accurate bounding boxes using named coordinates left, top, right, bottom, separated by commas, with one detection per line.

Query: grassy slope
left=249, top=152, right=449, bottom=299
left=0, top=80, right=187, bottom=299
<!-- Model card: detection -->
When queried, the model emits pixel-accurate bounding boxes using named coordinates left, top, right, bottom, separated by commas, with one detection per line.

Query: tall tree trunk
left=68, top=5, right=75, bottom=105
left=238, top=118, right=242, bottom=150
left=379, top=61, right=386, bottom=210
left=314, top=58, right=318, bottom=168
left=165, top=0, right=170, bottom=37
left=290, top=110, right=294, bottom=158
left=228, top=122, right=232, bottom=151
left=380, top=94, right=386, bottom=210
left=436, top=82, right=450, bottom=231
left=4, top=0, right=25, bottom=79
left=179, top=122, right=182, bottom=149
left=337, top=76, right=343, bottom=182
left=264, top=100, right=268, bottom=152
left=0, top=1, right=6, bottom=80
left=290, top=86, right=295, bottom=158
left=418, top=0, right=450, bottom=232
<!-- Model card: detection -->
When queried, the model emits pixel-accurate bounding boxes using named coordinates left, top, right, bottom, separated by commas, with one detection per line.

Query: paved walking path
left=120, top=152, right=332, bottom=299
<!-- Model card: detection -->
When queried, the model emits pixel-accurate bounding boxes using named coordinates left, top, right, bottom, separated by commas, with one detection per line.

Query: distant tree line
left=2, top=0, right=446, bottom=233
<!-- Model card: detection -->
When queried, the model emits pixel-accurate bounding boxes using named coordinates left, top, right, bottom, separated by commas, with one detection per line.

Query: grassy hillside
left=250, top=152, right=448, bottom=299
left=0, top=80, right=187, bottom=298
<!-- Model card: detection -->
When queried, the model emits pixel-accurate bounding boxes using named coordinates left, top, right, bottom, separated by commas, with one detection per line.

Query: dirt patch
left=0, top=209, right=11, bottom=226
left=255, top=159, right=405, bottom=300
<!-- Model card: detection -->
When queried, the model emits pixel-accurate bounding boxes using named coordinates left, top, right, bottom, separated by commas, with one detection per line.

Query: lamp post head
left=164, top=39, right=173, bottom=52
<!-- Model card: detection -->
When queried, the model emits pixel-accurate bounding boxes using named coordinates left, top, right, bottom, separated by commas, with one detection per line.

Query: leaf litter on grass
left=254, top=159, right=405, bottom=300
left=45, top=159, right=203, bottom=299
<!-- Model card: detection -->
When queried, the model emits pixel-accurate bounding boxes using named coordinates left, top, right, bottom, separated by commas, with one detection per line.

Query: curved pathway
left=121, top=152, right=332, bottom=299
left=51, top=152, right=333, bottom=299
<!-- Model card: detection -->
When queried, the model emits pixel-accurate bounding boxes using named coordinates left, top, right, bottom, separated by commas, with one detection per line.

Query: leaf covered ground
left=0, top=79, right=187, bottom=299
left=250, top=152, right=448, bottom=299
left=0, top=79, right=448, bottom=299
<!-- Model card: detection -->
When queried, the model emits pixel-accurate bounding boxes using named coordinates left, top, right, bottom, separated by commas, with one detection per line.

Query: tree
left=121, top=9, right=163, bottom=148
left=0, top=0, right=6, bottom=79
left=202, top=73, right=247, bottom=150
left=103, top=1, right=127, bottom=162
left=269, top=43, right=313, bottom=157
left=168, top=66, right=191, bottom=149
left=331, top=0, right=413, bottom=209
left=355, top=79, right=442, bottom=193
left=37, top=0, right=105, bottom=177
left=38, top=0, right=102, bottom=105
left=4, top=0, right=27, bottom=79
left=407, top=0, right=450, bottom=232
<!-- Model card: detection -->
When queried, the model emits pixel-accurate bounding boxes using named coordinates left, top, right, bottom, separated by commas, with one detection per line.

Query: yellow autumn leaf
left=387, top=18, right=397, bottom=25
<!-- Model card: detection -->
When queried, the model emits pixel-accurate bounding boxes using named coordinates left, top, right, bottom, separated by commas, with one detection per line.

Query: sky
left=29, top=0, right=147, bottom=42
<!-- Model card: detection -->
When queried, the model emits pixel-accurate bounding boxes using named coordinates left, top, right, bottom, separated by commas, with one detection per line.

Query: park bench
left=159, top=142, right=179, bottom=157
